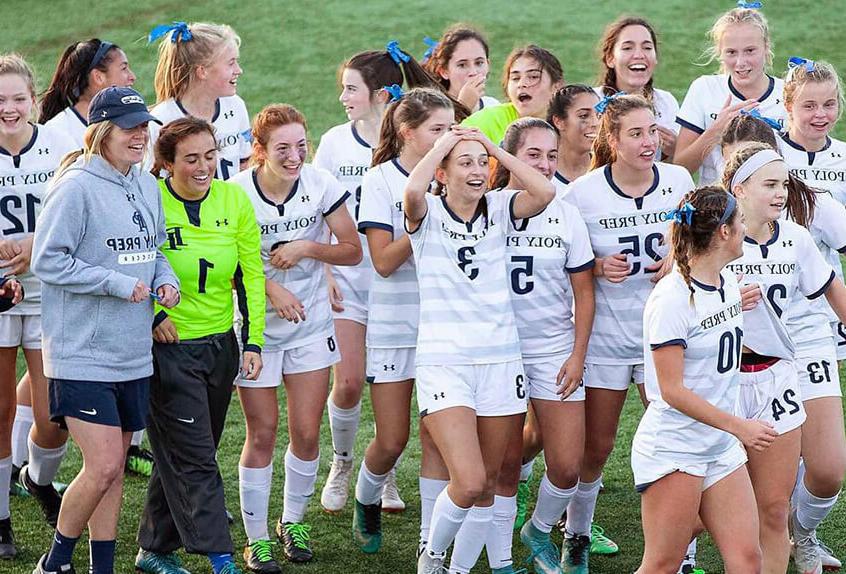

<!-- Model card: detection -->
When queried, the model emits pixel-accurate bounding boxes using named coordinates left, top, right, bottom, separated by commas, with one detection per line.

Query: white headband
left=730, top=149, right=784, bottom=191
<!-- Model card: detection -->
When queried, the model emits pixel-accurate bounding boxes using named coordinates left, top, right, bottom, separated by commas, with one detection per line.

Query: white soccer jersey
left=780, top=134, right=846, bottom=205
left=231, top=165, right=348, bottom=351
left=150, top=96, right=251, bottom=180
left=564, top=162, right=692, bottom=364
left=358, top=159, right=419, bottom=349
left=725, top=220, right=834, bottom=359
left=506, top=191, right=594, bottom=360
left=552, top=172, right=571, bottom=196
left=637, top=268, right=744, bottom=462
left=677, top=74, right=786, bottom=185
left=44, top=107, right=87, bottom=149
left=313, top=121, right=374, bottom=307
left=410, top=191, right=522, bottom=365
left=0, top=123, right=75, bottom=315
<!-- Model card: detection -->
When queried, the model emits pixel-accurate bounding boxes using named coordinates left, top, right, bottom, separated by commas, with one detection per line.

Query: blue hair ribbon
left=594, top=91, right=625, bottom=114
left=740, top=108, right=783, bottom=131
left=148, top=21, right=193, bottom=44
left=669, top=202, right=697, bottom=226
left=736, top=1, right=762, bottom=8
left=383, top=84, right=404, bottom=102
left=788, top=56, right=816, bottom=73
left=386, top=40, right=410, bottom=65
left=422, top=37, right=438, bottom=63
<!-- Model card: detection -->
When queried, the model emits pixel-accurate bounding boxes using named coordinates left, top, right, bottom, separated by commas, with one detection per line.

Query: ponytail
left=371, top=88, right=454, bottom=167
left=590, top=94, right=653, bottom=170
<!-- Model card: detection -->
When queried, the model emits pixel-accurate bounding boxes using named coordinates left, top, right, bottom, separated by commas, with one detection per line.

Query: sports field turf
left=3, top=0, right=846, bottom=572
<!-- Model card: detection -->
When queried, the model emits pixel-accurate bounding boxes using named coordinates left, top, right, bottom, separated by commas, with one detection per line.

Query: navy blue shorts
left=49, top=377, right=150, bottom=432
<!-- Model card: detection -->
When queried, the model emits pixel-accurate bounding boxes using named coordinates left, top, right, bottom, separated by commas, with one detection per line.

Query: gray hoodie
left=32, top=154, right=179, bottom=382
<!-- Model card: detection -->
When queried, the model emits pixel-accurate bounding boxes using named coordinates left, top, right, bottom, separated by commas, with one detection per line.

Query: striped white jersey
left=231, top=165, right=348, bottom=350
left=725, top=220, right=834, bottom=359
left=564, top=162, right=693, bottom=364
left=358, top=159, right=418, bottom=349
left=677, top=74, right=786, bottom=185
left=313, top=122, right=373, bottom=308
left=150, top=96, right=251, bottom=181
left=506, top=190, right=595, bottom=360
left=410, top=191, right=522, bottom=365
left=44, top=107, right=87, bottom=149
left=0, top=123, right=75, bottom=314
left=780, top=134, right=846, bottom=205
left=637, top=268, right=744, bottom=461
left=552, top=172, right=571, bottom=196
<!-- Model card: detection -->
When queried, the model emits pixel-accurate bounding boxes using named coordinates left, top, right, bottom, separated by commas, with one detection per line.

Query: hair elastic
left=740, top=108, right=783, bottom=131
left=386, top=40, right=410, bottom=65
left=669, top=202, right=697, bottom=225
left=594, top=90, right=625, bottom=114
left=788, top=56, right=816, bottom=73
left=730, top=148, right=783, bottom=190
left=737, top=1, right=762, bottom=8
left=383, top=84, right=404, bottom=102
left=148, top=22, right=193, bottom=44
left=86, top=41, right=114, bottom=74
left=718, top=192, right=737, bottom=225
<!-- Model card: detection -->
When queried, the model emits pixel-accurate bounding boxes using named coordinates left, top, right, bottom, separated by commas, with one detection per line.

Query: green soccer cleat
left=276, top=520, right=313, bottom=563
left=561, top=534, right=590, bottom=574
left=589, top=523, right=619, bottom=555
left=514, top=479, right=530, bottom=530
left=243, top=539, right=281, bottom=573
left=520, top=521, right=563, bottom=574
left=125, top=445, right=154, bottom=478
left=352, top=499, right=382, bottom=553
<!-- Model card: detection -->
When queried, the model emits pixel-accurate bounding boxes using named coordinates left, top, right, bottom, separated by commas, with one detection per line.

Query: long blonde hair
left=54, top=121, right=119, bottom=181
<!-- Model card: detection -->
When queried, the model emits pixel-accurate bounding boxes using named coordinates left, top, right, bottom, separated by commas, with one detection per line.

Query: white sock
left=11, top=404, right=33, bottom=468
left=791, top=457, right=807, bottom=509
left=449, top=504, right=493, bottom=573
left=520, top=459, right=535, bottom=483
left=0, top=456, right=11, bottom=519
left=795, top=477, right=840, bottom=531
left=565, top=476, right=602, bottom=536
left=328, top=400, right=360, bottom=461
left=531, top=473, right=577, bottom=533
left=420, top=477, right=449, bottom=543
left=239, top=463, right=273, bottom=542
left=685, top=537, right=697, bottom=559
left=131, top=430, right=145, bottom=447
left=27, top=437, right=67, bottom=486
left=486, top=495, right=517, bottom=569
left=428, top=489, right=470, bottom=556
left=355, top=461, right=389, bottom=506
left=281, top=447, right=319, bottom=524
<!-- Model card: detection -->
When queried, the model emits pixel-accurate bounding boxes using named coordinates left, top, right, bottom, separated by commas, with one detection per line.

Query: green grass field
left=3, top=0, right=846, bottom=572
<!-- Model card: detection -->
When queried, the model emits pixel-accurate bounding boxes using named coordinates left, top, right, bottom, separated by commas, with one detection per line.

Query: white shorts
left=366, top=347, right=415, bottom=383
left=237, top=336, right=341, bottom=388
left=632, top=441, right=747, bottom=493
left=0, top=314, right=41, bottom=349
left=736, top=359, right=806, bottom=435
left=833, top=322, right=846, bottom=361
left=524, top=353, right=585, bottom=402
left=416, top=359, right=528, bottom=417
left=583, top=362, right=644, bottom=391
left=332, top=289, right=368, bottom=325
left=795, top=349, right=842, bottom=401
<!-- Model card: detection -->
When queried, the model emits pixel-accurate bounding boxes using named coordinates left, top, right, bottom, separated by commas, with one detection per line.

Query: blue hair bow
left=386, top=41, right=410, bottom=65
left=148, top=21, right=193, bottom=44
left=383, top=84, right=404, bottom=102
left=594, top=91, right=625, bottom=114
left=788, top=56, right=816, bottom=72
left=670, top=202, right=697, bottom=225
left=737, top=1, right=762, bottom=8
left=741, top=108, right=783, bottom=131
left=422, top=37, right=438, bottom=63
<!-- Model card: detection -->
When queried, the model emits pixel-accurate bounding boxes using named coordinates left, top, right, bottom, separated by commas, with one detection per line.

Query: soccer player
left=561, top=94, right=693, bottom=572
left=149, top=21, right=250, bottom=180
left=674, top=5, right=785, bottom=184
left=231, top=104, right=360, bottom=570
left=547, top=85, right=600, bottom=194
left=135, top=116, right=264, bottom=574
left=31, top=85, right=179, bottom=574
left=633, top=186, right=772, bottom=574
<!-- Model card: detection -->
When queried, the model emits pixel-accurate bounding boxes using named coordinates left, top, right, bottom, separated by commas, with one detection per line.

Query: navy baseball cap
left=88, top=86, right=161, bottom=129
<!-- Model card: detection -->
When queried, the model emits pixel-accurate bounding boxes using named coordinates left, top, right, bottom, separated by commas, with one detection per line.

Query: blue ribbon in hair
left=594, top=91, right=625, bottom=114
left=669, top=202, right=697, bottom=225
left=422, top=37, right=438, bottom=63
left=736, top=1, right=762, bottom=8
left=383, top=84, right=404, bottom=102
left=148, top=22, right=193, bottom=44
left=386, top=41, right=410, bottom=65
left=788, top=56, right=816, bottom=72
left=740, top=108, right=783, bottom=131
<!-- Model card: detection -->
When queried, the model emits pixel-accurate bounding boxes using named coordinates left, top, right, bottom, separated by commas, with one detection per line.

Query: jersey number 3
left=457, top=246, right=479, bottom=280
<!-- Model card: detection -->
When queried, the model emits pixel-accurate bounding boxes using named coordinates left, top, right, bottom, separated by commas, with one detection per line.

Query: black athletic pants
left=137, top=329, right=239, bottom=554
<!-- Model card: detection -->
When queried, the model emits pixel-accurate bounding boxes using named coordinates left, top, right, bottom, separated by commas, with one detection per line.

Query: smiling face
left=609, top=107, right=659, bottom=171
left=606, top=24, right=657, bottom=92
left=402, top=106, right=454, bottom=159
left=507, top=56, right=560, bottom=118
left=788, top=80, right=839, bottom=143
left=260, top=122, right=308, bottom=184
left=0, top=73, right=35, bottom=141
left=733, top=160, right=788, bottom=223
left=437, top=139, right=489, bottom=202
left=513, top=127, right=558, bottom=181
left=200, top=41, right=242, bottom=98
left=554, top=92, right=600, bottom=155
left=91, top=48, right=136, bottom=93
left=719, top=22, right=768, bottom=91
left=166, top=131, right=217, bottom=196
left=339, top=67, right=375, bottom=121
left=102, top=123, right=149, bottom=174
left=440, top=38, right=489, bottom=99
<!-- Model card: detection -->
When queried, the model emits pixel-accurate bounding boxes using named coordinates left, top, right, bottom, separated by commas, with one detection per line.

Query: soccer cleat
left=492, top=567, right=529, bottom=574
left=226, top=509, right=235, bottom=525
left=589, top=523, right=619, bottom=555
left=320, top=457, right=353, bottom=513
left=125, top=445, right=155, bottom=477
left=20, top=464, right=62, bottom=528
left=679, top=562, right=705, bottom=574
left=819, top=539, right=842, bottom=571
left=243, top=540, right=282, bottom=574
left=514, top=479, right=530, bottom=530
left=0, top=517, right=16, bottom=558
left=10, top=465, right=29, bottom=497
left=276, top=520, right=313, bottom=563
left=417, top=549, right=447, bottom=574
left=381, top=467, right=406, bottom=512
left=520, top=521, right=563, bottom=574
left=561, top=534, right=590, bottom=574
left=417, top=540, right=427, bottom=559
left=792, top=508, right=824, bottom=574
left=217, top=562, right=244, bottom=574
left=134, top=549, right=192, bottom=574
left=33, top=554, right=75, bottom=573
left=352, top=500, right=382, bottom=553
